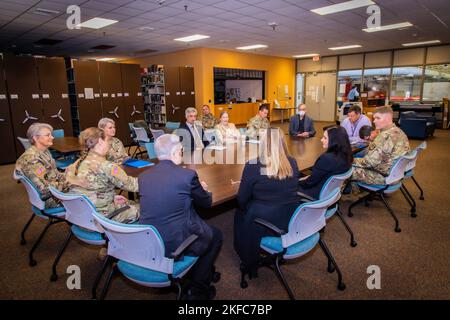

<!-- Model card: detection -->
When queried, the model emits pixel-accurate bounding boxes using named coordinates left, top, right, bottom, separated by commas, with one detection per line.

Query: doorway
left=304, top=72, right=337, bottom=121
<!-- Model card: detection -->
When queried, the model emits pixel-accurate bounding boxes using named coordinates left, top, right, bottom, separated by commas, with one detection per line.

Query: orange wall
left=123, top=47, right=296, bottom=121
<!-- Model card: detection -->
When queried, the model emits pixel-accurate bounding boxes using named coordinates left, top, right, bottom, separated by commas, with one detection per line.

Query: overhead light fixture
left=77, top=17, right=118, bottom=29
left=32, top=8, right=60, bottom=16
left=329, top=44, right=362, bottom=50
left=236, top=44, right=268, bottom=50
left=139, top=26, right=154, bottom=31
left=293, top=53, right=320, bottom=58
left=363, top=22, right=413, bottom=32
left=311, top=0, right=374, bottom=15
left=402, top=40, right=441, bottom=47
left=96, top=58, right=115, bottom=61
left=174, top=34, right=210, bottom=42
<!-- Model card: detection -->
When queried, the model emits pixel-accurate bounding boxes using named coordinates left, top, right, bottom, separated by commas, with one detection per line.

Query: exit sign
left=313, top=56, right=320, bottom=62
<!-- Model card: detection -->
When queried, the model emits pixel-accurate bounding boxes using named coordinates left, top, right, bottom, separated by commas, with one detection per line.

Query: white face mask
left=298, top=110, right=306, bottom=117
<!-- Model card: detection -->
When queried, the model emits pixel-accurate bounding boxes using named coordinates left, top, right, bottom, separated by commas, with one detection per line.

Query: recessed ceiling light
left=96, top=58, right=115, bottom=61
left=329, top=45, right=362, bottom=50
left=236, top=44, right=268, bottom=50
left=293, top=53, right=320, bottom=58
left=77, top=17, right=118, bottom=29
left=311, top=0, right=374, bottom=15
left=139, top=26, right=155, bottom=31
left=174, top=34, right=210, bottom=42
left=402, top=40, right=441, bottom=47
left=363, top=22, right=413, bottom=32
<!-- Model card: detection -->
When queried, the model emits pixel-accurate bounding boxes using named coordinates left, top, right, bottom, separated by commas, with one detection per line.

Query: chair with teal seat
left=48, top=186, right=106, bottom=282
left=144, top=142, right=157, bottom=159
left=348, top=151, right=417, bottom=232
left=239, top=128, right=247, bottom=136
left=165, top=122, right=180, bottom=131
left=240, top=188, right=345, bottom=300
left=17, top=137, right=31, bottom=150
left=91, top=210, right=201, bottom=300
left=13, top=171, right=66, bottom=267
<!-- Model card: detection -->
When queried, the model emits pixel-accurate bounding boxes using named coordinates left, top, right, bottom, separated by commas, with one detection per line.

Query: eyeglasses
left=37, top=133, right=53, bottom=138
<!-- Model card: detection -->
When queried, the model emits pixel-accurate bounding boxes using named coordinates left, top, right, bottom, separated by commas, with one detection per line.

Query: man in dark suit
left=138, top=134, right=222, bottom=300
left=176, top=107, right=209, bottom=152
left=289, top=103, right=316, bottom=137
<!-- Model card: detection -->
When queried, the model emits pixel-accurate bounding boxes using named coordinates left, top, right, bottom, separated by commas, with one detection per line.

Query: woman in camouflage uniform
left=15, top=123, right=67, bottom=208
left=98, top=118, right=130, bottom=164
left=65, top=127, right=139, bottom=223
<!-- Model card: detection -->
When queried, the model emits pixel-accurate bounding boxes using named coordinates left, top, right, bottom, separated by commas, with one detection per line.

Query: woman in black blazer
left=234, top=128, right=301, bottom=276
left=298, top=126, right=353, bottom=199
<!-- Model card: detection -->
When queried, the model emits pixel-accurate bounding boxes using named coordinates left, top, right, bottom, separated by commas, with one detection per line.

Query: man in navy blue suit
left=289, top=103, right=316, bottom=137
left=176, top=107, right=209, bottom=152
left=138, top=134, right=222, bottom=299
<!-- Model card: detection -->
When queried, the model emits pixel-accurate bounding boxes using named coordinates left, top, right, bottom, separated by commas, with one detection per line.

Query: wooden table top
left=123, top=136, right=326, bottom=206
left=51, top=136, right=82, bottom=153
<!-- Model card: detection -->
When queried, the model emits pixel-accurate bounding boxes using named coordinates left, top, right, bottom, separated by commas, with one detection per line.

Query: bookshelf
left=141, top=65, right=166, bottom=128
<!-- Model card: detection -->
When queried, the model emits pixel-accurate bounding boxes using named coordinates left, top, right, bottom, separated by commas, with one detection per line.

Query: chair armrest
left=297, top=191, right=317, bottom=202
left=105, top=205, right=131, bottom=220
left=171, top=234, right=199, bottom=260
left=254, top=218, right=286, bottom=236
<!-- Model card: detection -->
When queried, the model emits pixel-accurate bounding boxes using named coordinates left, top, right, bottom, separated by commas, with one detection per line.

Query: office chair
left=240, top=189, right=344, bottom=300
left=90, top=211, right=202, bottom=300
left=165, top=122, right=180, bottom=131
left=13, top=171, right=66, bottom=267
left=48, top=187, right=106, bottom=282
left=144, top=142, right=157, bottom=159
left=17, top=137, right=31, bottom=150
left=403, top=141, right=426, bottom=200
left=348, top=151, right=417, bottom=232
left=132, top=126, right=151, bottom=158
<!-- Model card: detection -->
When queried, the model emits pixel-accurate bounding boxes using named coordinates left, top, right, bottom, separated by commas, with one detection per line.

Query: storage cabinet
left=165, top=66, right=195, bottom=123
left=0, top=55, right=16, bottom=163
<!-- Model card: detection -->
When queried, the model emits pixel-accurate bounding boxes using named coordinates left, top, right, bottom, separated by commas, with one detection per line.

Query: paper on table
left=247, top=139, right=260, bottom=144
left=206, top=145, right=227, bottom=150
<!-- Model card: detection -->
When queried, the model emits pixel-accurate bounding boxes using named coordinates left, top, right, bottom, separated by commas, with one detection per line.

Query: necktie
left=192, top=124, right=203, bottom=149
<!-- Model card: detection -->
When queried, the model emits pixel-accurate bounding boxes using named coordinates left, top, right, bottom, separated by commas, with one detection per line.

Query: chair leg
left=92, top=255, right=112, bottom=300
left=50, top=230, right=73, bottom=282
left=411, top=176, right=424, bottom=200
left=348, top=191, right=372, bottom=217
left=99, top=261, right=117, bottom=300
left=401, top=185, right=417, bottom=217
left=20, top=214, right=35, bottom=245
left=239, top=262, right=249, bottom=289
left=336, top=208, right=357, bottom=247
left=175, top=281, right=183, bottom=300
left=273, top=255, right=295, bottom=300
left=28, top=219, right=53, bottom=267
left=319, top=238, right=346, bottom=291
left=379, top=193, right=401, bottom=233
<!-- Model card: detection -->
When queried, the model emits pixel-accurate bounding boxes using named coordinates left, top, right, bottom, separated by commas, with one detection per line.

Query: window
left=422, top=64, right=450, bottom=101
left=337, top=69, right=362, bottom=101
left=390, top=66, right=423, bottom=102
left=363, top=68, right=391, bottom=94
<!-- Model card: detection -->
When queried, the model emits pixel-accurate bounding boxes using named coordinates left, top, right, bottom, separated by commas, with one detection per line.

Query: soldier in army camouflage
left=246, top=104, right=270, bottom=139
left=201, top=105, right=218, bottom=129
left=15, top=123, right=68, bottom=208
left=352, top=106, right=410, bottom=185
left=98, top=117, right=130, bottom=164
left=65, top=127, right=139, bottom=223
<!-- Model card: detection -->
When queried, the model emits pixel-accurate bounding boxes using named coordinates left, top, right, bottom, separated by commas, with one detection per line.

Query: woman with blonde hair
left=214, top=111, right=241, bottom=144
left=65, top=127, right=139, bottom=223
left=234, top=127, right=301, bottom=276
left=98, top=117, right=129, bottom=164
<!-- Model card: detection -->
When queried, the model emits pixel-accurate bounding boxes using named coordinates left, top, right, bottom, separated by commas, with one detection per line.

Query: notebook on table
left=123, top=158, right=155, bottom=168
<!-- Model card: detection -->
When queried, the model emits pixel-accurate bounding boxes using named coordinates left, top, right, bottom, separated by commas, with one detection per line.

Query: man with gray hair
left=177, top=107, right=209, bottom=151
left=138, top=134, right=222, bottom=300
left=15, top=122, right=67, bottom=208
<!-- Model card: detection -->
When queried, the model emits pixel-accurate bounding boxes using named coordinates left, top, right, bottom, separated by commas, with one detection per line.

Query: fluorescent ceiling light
left=96, top=58, right=115, bottom=61
left=329, top=45, right=362, bottom=50
left=293, top=53, right=319, bottom=58
left=363, top=22, right=413, bottom=32
left=311, top=0, right=374, bottom=15
left=174, top=34, right=210, bottom=42
left=402, top=40, right=441, bottom=47
left=236, top=44, right=268, bottom=50
left=78, top=17, right=118, bottom=29
left=139, top=26, right=154, bottom=31
left=32, top=8, right=60, bottom=16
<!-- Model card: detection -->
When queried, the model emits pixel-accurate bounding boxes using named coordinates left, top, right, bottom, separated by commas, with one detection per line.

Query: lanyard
left=350, top=117, right=360, bottom=137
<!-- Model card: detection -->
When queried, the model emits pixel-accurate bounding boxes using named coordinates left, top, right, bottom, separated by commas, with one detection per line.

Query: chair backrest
left=52, top=129, right=64, bottom=138
left=239, top=128, right=247, bottom=135
left=282, top=188, right=341, bottom=248
left=13, top=171, right=45, bottom=210
left=91, top=211, right=174, bottom=274
left=144, top=142, right=157, bottom=159
left=17, top=137, right=32, bottom=150
left=150, top=128, right=164, bottom=140
left=128, top=123, right=137, bottom=140
left=166, top=122, right=180, bottom=130
left=319, top=167, right=353, bottom=200
left=385, top=150, right=417, bottom=185
left=49, top=186, right=102, bottom=232
left=133, top=126, right=150, bottom=142
left=203, top=129, right=217, bottom=144
left=417, top=141, right=427, bottom=153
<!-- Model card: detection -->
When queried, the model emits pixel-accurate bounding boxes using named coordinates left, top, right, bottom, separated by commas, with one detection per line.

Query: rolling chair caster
left=29, top=259, right=37, bottom=267
left=338, top=283, right=346, bottom=291
left=50, top=274, right=58, bottom=282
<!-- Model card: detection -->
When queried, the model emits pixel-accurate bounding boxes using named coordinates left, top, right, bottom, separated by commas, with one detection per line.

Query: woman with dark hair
left=298, top=126, right=353, bottom=199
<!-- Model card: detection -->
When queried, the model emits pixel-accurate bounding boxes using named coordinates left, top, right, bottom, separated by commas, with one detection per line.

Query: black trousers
left=187, top=225, right=223, bottom=287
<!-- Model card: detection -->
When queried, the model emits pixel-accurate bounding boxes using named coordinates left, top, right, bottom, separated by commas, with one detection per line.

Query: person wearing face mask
left=138, top=134, right=223, bottom=300
left=65, top=127, right=139, bottom=223
left=289, top=103, right=316, bottom=137
left=98, top=118, right=130, bottom=164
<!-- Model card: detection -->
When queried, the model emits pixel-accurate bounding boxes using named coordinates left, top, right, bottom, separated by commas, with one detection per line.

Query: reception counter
left=213, top=102, right=292, bottom=125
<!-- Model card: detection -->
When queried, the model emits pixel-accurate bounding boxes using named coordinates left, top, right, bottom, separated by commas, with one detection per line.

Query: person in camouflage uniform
left=98, top=118, right=130, bottom=164
left=201, top=105, right=218, bottom=129
left=352, top=106, right=410, bottom=185
left=15, top=123, right=67, bottom=208
left=246, top=104, right=270, bottom=139
left=65, top=127, right=139, bottom=223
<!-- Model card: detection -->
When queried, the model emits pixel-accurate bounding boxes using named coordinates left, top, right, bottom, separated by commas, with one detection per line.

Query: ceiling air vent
left=34, top=38, right=63, bottom=46
left=90, top=45, right=116, bottom=50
